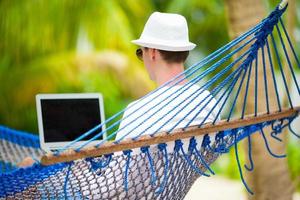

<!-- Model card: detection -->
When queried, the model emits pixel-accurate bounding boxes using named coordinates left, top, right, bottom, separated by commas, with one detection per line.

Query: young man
left=115, top=12, right=219, bottom=152
left=18, top=12, right=219, bottom=167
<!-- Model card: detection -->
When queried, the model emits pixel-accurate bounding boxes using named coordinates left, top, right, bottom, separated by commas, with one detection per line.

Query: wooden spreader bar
left=41, top=107, right=300, bottom=166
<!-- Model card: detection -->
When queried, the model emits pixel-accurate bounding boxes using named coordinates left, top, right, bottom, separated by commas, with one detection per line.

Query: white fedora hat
left=132, top=12, right=196, bottom=51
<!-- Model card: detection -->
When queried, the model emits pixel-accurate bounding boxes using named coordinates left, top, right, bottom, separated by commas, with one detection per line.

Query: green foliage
left=211, top=144, right=245, bottom=180
left=0, top=50, right=153, bottom=134
left=287, top=138, right=300, bottom=192
left=0, top=0, right=155, bottom=133
left=0, top=0, right=229, bottom=134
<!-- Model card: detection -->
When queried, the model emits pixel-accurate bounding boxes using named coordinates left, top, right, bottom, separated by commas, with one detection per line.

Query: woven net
left=0, top=125, right=230, bottom=200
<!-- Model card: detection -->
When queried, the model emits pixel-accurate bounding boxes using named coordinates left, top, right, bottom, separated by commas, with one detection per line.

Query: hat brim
left=131, top=39, right=196, bottom=51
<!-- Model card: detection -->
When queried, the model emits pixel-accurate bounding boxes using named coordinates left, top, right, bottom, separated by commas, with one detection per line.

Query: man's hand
left=18, top=157, right=35, bottom=167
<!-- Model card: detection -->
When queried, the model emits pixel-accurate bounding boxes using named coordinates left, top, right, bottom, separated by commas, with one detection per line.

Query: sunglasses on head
left=136, top=48, right=143, bottom=61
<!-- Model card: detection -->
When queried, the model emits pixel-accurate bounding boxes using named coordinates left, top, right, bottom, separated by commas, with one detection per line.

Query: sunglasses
left=136, top=48, right=143, bottom=61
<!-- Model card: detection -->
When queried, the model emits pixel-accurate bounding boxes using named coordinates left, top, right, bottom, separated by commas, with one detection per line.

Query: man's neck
left=154, top=62, right=187, bottom=86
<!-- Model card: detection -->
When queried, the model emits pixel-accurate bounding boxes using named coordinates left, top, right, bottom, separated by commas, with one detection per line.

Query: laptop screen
left=41, top=98, right=103, bottom=142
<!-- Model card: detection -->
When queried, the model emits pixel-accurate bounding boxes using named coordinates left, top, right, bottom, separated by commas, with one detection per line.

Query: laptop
left=36, top=93, right=106, bottom=152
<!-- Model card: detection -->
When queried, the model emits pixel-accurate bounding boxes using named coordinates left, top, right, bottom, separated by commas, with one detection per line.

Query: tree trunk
left=224, top=0, right=294, bottom=199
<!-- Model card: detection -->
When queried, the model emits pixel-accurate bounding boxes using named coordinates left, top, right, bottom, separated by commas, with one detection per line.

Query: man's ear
left=150, top=48, right=156, bottom=60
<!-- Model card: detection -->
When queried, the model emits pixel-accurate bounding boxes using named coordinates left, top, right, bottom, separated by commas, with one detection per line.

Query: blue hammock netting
left=1, top=1, right=300, bottom=199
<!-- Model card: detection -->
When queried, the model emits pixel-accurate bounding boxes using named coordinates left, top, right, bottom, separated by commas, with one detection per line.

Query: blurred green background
left=0, top=0, right=299, bottom=192
left=0, top=0, right=230, bottom=132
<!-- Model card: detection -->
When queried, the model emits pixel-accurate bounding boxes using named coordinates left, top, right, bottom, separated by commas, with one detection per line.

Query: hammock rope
left=233, top=130, right=254, bottom=195
left=0, top=2, right=299, bottom=199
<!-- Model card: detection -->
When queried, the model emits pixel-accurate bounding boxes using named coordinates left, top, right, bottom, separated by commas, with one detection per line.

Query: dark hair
left=158, top=49, right=189, bottom=63
left=143, top=47, right=189, bottom=63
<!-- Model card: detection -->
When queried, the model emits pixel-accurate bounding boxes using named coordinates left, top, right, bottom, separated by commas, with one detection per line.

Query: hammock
left=1, top=1, right=299, bottom=199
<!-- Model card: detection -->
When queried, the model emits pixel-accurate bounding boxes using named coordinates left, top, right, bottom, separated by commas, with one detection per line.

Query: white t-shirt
left=116, top=85, right=220, bottom=153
